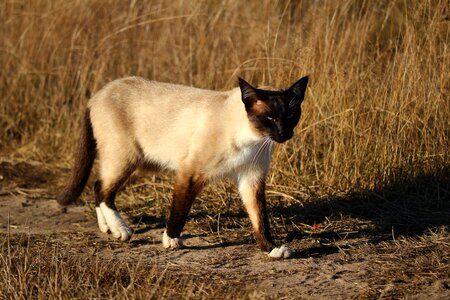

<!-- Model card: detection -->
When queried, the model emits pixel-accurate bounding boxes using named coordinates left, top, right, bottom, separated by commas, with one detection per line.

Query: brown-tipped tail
left=57, top=109, right=96, bottom=206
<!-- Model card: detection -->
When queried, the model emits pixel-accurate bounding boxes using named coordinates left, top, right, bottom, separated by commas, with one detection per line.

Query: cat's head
left=238, top=76, right=309, bottom=143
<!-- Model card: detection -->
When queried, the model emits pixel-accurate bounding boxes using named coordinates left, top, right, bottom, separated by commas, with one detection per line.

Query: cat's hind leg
left=94, top=156, right=137, bottom=241
left=163, top=172, right=206, bottom=249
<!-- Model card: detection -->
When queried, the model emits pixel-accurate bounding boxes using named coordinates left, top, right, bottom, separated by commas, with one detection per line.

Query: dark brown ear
left=238, top=77, right=258, bottom=111
left=288, top=76, right=309, bottom=102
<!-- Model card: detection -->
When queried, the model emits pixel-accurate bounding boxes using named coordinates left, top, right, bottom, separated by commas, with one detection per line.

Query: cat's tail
left=57, top=109, right=96, bottom=206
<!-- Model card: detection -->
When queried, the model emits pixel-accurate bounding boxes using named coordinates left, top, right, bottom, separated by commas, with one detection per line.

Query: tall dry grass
left=0, top=0, right=448, bottom=194
left=0, top=2, right=449, bottom=298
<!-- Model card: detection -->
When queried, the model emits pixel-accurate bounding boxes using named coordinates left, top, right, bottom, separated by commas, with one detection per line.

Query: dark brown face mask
left=238, top=76, right=309, bottom=143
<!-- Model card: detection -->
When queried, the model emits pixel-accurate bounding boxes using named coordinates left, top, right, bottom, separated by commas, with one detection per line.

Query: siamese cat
left=58, top=75, right=308, bottom=259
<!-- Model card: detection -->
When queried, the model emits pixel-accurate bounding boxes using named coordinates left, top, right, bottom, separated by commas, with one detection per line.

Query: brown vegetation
left=0, top=0, right=449, bottom=298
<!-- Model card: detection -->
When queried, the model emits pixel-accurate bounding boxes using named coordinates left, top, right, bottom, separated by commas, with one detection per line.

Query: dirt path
left=1, top=195, right=449, bottom=299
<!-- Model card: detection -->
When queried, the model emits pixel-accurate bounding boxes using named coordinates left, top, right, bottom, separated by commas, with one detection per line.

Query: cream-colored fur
left=88, top=76, right=285, bottom=255
left=88, top=77, right=271, bottom=182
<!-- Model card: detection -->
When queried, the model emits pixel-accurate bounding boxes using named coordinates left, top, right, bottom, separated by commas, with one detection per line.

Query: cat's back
left=87, top=76, right=240, bottom=171
left=88, top=77, right=233, bottom=141
left=89, top=76, right=228, bottom=109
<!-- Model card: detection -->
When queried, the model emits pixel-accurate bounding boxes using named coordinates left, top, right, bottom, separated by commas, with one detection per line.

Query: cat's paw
left=162, top=230, right=184, bottom=249
left=268, top=245, right=293, bottom=259
left=99, top=203, right=132, bottom=241
left=96, top=207, right=110, bottom=233
left=113, top=224, right=133, bottom=241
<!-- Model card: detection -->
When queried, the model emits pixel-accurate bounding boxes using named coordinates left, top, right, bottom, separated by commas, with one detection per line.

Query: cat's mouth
left=270, top=132, right=294, bottom=143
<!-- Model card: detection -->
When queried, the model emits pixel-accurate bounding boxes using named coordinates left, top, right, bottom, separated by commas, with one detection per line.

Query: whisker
left=260, top=139, right=273, bottom=168
left=251, top=138, right=269, bottom=166
left=251, top=137, right=271, bottom=168
left=256, top=138, right=271, bottom=168
left=260, top=138, right=273, bottom=163
left=268, top=139, right=273, bottom=156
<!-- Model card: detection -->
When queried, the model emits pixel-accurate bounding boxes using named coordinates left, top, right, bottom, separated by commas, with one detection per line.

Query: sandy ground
left=1, top=194, right=449, bottom=299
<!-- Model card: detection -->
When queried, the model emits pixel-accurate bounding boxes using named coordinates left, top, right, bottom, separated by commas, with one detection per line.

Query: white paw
left=99, top=203, right=132, bottom=241
left=162, top=230, right=184, bottom=249
left=96, top=207, right=110, bottom=233
left=268, top=245, right=293, bottom=259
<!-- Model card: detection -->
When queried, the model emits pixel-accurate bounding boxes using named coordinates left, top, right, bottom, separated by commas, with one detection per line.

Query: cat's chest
left=226, top=146, right=255, bottom=167
left=211, top=140, right=271, bottom=178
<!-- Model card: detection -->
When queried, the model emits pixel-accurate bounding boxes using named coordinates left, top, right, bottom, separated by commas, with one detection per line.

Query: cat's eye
left=265, top=116, right=274, bottom=121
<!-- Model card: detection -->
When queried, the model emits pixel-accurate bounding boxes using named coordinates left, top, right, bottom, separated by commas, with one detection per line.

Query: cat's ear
left=238, top=77, right=258, bottom=109
left=288, top=76, right=309, bottom=102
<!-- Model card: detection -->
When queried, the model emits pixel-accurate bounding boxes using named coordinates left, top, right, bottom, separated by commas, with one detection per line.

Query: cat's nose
left=274, top=133, right=287, bottom=143
left=276, top=131, right=293, bottom=143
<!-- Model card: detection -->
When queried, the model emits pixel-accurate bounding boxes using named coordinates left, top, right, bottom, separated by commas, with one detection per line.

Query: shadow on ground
left=123, top=164, right=449, bottom=251
left=277, top=164, right=450, bottom=243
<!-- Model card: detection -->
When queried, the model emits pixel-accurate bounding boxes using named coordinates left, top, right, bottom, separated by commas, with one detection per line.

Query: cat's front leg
left=163, top=172, right=206, bottom=249
left=238, top=172, right=293, bottom=258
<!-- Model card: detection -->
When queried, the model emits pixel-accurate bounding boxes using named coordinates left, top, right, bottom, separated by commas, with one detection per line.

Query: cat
left=57, top=75, right=308, bottom=258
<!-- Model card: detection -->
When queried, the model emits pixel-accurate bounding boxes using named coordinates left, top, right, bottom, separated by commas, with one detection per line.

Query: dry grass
left=0, top=226, right=448, bottom=299
left=1, top=0, right=448, bottom=187
left=0, top=232, right=237, bottom=299
left=0, top=0, right=449, bottom=298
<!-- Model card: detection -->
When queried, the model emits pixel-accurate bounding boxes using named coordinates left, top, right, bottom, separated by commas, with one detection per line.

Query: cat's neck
left=226, top=88, right=266, bottom=149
